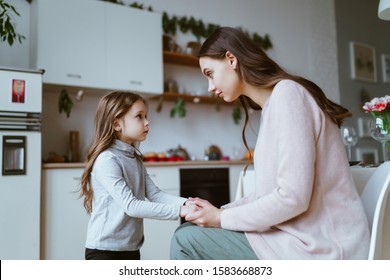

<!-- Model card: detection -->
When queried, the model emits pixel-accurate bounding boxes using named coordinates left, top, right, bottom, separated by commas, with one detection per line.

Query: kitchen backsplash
left=41, top=90, right=261, bottom=162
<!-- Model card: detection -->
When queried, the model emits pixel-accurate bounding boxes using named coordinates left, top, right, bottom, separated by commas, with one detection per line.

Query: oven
left=180, top=168, right=230, bottom=216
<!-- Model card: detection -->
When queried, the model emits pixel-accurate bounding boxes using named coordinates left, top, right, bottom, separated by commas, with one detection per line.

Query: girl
left=171, top=27, right=370, bottom=260
left=81, top=91, right=194, bottom=260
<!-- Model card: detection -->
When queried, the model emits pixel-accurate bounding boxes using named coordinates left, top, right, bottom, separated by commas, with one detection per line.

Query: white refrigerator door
left=0, top=131, right=41, bottom=259
left=0, top=68, right=42, bottom=113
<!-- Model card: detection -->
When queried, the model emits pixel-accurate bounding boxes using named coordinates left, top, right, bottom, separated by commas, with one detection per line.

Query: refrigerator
left=0, top=67, right=44, bottom=259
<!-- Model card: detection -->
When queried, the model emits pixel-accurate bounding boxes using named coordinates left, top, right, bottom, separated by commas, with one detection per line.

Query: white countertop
left=41, top=160, right=253, bottom=169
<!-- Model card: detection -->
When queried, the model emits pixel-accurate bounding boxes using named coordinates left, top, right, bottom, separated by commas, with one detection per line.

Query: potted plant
left=0, top=0, right=26, bottom=45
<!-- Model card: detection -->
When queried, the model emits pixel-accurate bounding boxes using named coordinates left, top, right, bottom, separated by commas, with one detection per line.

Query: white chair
left=234, top=170, right=255, bottom=201
left=360, top=161, right=390, bottom=260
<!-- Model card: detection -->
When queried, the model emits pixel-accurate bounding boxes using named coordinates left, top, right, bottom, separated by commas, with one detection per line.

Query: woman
left=172, top=27, right=370, bottom=260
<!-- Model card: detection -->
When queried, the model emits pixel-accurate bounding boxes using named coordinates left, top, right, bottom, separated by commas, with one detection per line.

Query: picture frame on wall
left=381, top=54, right=390, bottom=83
left=350, top=42, right=377, bottom=83
left=355, top=147, right=379, bottom=164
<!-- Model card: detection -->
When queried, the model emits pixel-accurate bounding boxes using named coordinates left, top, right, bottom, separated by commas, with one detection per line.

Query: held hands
left=182, top=197, right=222, bottom=228
left=180, top=203, right=199, bottom=218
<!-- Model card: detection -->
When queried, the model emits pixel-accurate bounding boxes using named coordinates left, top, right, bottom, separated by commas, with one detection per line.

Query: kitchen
left=1, top=0, right=390, bottom=260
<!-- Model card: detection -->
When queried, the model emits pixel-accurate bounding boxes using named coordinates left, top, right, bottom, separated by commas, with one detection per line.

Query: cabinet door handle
left=73, top=177, right=81, bottom=180
left=130, top=80, right=142, bottom=85
left=66, top=74, right=82, bottom=79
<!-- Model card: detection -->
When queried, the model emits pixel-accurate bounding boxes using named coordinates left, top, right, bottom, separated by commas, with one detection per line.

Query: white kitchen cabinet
left=141, top=166, right=181, bottom=260
left=30, top=0, right=106, bottom=89
left=42, top=166, right=180, bottom=260
left=40, top=163, right=247, bottom=260
left=229, top=164, right=253, bottom=202
left=41, top=168, right=89, bottom=260
left=31, top=0, right=163, bottom=95
left=106, top=3, right=163, bottom=94
left=229, top=165, right=243, bottom=201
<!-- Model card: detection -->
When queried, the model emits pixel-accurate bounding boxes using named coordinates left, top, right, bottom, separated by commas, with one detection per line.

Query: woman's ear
left=225, top=51, right=237, bottom=69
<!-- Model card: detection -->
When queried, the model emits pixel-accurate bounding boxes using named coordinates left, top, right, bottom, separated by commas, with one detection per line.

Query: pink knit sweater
left=221, top=80, right=370, bottom=259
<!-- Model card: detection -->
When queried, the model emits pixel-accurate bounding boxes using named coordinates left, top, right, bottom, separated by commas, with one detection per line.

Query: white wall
left=0, top=0, right=339, bottom=161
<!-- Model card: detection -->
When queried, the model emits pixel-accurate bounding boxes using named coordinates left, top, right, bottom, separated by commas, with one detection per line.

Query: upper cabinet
left=30, top=0, right=163, bottom=95
left=30, top=0, right=106, bottom=89
left=106, top=4, right=163, bottom=94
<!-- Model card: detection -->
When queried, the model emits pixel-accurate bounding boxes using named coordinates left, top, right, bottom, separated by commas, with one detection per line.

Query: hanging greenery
left=170, top=98, right=186, bottom=118
left=163, top=12, right=272, bottom=49
left=232, top=104, right=242, bottom=125
left=100, top=0, right=273, bottom=50
left=58, top=89, right=73, bottom=118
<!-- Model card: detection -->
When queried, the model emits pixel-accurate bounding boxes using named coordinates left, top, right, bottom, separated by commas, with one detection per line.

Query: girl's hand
left=180, top=204, right=199, bottom=218
left=184, top=197, right=222, bottom=228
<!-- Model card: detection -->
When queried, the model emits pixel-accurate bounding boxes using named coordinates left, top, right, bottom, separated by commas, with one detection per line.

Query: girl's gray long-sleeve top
left=85, top=140, right=187, bottom=251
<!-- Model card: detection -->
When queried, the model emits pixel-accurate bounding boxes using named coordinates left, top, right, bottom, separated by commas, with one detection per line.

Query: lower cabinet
left=41, top=168, right=89, bottom=260
left=41, top=164, right=249, bottom=259
left=229, top=164, right=254, bottom=201
left=141, top=207, right=180, bottom=260
left=141, top=167, right=180, bottom=260
left=41, top=166, right=180, bottom=260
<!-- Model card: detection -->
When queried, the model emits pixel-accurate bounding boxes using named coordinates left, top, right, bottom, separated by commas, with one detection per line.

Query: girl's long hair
left=198, top=27, right=351, bottom=157
left=80, top=91, right=146, bottom=214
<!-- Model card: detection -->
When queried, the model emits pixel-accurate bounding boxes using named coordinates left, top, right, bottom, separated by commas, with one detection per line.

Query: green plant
left=129, top=1, right=153, bottom=11
left=163, top=14, right=272, bottom=49
left=162, top=12, right=177, bottom=35
left=101, top=0, right=273, bottom=50
left=0, top=0, right=26, bottom=45
left=170, top=98, right=186, bottom=118
left=58, top=89, right=73, bottom=118
left=232, top=104, right=242, bottom=124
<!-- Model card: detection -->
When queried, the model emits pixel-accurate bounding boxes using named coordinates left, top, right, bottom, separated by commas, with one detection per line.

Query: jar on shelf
left=164, top=77, right=178, bottom=93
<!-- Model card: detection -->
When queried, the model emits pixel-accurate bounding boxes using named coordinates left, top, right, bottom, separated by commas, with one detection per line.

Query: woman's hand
left=184, top=197, right=222, bottom=228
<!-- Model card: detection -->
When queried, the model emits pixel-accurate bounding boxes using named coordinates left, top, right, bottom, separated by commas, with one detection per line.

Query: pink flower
left=363, top=95, right=390, bottom=112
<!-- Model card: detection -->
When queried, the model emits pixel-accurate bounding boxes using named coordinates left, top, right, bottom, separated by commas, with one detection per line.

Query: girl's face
left=114, top=99, right=149, bottom=145
left=199, top=52, right=242, bottom=102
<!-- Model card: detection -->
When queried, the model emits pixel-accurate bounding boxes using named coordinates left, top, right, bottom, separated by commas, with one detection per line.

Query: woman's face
left=114, top=99, right=149, bottom=145
left=199, top=53, right=242, bottom=102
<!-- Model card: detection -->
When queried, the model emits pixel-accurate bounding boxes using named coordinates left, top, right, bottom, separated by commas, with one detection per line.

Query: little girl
left=80, top=91, right=194, bottom=260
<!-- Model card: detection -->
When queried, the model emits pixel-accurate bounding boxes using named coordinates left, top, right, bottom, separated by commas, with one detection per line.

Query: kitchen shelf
left=163, top=51, right=199, bottom=67
left=161, top=51, right=239, bottom=107
left=154, top=92, right=236, bottom=106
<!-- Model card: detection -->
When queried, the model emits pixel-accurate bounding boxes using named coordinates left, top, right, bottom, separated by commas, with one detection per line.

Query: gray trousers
left=170, top=222, right=258, bottom=260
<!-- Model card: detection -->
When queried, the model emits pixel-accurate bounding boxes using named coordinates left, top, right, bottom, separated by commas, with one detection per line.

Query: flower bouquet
left=363, top=95, right=390, bottom=153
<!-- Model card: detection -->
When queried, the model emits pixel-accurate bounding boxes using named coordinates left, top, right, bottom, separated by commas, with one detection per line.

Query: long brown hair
left=80, top=91, right=146, bottom=214
left=198, top=27, right=351, bottom=157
